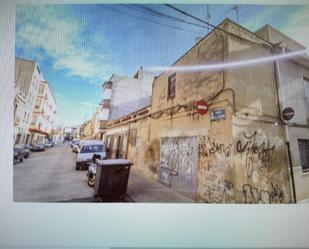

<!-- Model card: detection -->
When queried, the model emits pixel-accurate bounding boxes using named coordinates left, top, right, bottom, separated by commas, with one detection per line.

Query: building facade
left=99, top=68, right=155, bottom=135
left=14, top=58, right=42, bottom=144
left=92, top=107, right=102, bottom=140
left=29, top=80, right=56, bottom=144
left=256, top=25, right=309, bottom=202
left=51, top=126, right=64, bottom=144
left=83, top=119, right=94, bottom=140
left=102, top=19, right=309, bottom=203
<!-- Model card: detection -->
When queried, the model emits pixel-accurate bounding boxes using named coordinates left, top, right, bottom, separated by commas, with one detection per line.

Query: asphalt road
left=13, top=144, right=94, bottom=202
left=13, top=143, right=194, bottom=203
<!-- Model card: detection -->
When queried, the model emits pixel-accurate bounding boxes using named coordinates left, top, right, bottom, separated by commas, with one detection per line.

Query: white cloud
left=241, top=5, right=309, bottom=53
left=279, top=6, right=309, bottom=52
left=242, top=6, right=287, bottom=31
left=16, top=5, right=116, bottom=84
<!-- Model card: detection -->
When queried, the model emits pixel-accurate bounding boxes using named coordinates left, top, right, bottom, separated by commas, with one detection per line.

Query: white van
left=75, top=140, right=106, bottom=170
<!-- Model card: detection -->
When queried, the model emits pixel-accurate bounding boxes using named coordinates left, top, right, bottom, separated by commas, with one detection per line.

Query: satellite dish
left=282, top=107, right=295, bottom=121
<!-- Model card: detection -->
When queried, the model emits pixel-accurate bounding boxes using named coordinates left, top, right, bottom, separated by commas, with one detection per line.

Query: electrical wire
left=163, top=4, right=294, bottom=125
left=164, top=4, right=272, bottom=48
left=98, top=4, right=300, bottom=127
left=121, top=4, right=209, bottom=30
left=99, top=5, right=204, bottom=35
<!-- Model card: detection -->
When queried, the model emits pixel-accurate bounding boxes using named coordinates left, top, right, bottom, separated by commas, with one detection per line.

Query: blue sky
left=15, top=4, right=309, bottom=127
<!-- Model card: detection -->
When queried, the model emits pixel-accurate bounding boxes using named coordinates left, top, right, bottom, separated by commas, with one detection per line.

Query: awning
left=29, top=128, right=49, bottom=136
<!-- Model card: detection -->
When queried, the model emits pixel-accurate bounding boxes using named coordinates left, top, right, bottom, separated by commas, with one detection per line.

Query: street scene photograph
left=13, top=3, right=309, bottom=203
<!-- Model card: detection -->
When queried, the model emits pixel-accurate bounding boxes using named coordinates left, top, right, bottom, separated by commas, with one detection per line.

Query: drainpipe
left=286, top=141, right=297, bottom=203
left=274, top=47, right=297, bottom=203
left=125, top=123, right=131, bottom=160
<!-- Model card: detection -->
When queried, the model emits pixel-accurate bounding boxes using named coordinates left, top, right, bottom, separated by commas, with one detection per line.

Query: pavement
left=14, top=144, right=194, bottom=203
left=14, top=144, right=93, bottom=202
left=127, top=171, right=194, bottom=203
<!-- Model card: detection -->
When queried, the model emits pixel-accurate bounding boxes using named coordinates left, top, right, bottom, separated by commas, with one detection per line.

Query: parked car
left=13, top=146, right=23, bottom=163
left=70, top=139, right=80, bottom=148
left=72, top=141, right=81, bottom=153
left=75, top=140, right=106, bottom=170
left=14, top=144, right=31, bottom=159
left=45, top=140, right=54, bottom=148
left=23, top=144, right=32, bottom=158
left=31, top=143, right=46, bottom=152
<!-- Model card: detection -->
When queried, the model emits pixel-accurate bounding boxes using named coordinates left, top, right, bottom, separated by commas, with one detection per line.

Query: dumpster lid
left=95, top=159, right=133, bottom=166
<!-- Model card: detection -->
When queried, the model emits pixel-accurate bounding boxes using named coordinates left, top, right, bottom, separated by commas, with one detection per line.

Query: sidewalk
left=127, top=170, right=194, bottom=203
left=62, top=169, right=194, bottom=203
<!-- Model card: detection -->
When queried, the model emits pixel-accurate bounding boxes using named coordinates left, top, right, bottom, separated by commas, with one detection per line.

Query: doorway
left=159, top=136, right=198, bottom=200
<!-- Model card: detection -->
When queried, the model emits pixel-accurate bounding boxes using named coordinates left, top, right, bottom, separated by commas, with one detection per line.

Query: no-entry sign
left=196, top=100, right=209, bottom=115
left=282, top=107, right=295, bottom=121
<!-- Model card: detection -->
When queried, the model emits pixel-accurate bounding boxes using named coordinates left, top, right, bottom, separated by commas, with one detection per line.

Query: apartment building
left=98, top=68, right=155, bottom=138
left=14, top=58, right=42, bottom=144
left=29, top=80, right=56, bottom=144
left=83, top=119, right=94, bottom=140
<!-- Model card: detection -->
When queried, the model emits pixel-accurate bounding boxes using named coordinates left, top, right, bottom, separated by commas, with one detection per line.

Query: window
left=31, top=115, right=37, bottom=125
left=304, top=76, right=309, bottom=104
left=167, top=73, right=176, bottom=99
left=39, top=85, right=44, bottom=94
left=80, top=145, right=104, bottom=153
left=298, top=139, right=309, bottom=172
left=35, top=100, right=41, bottom=109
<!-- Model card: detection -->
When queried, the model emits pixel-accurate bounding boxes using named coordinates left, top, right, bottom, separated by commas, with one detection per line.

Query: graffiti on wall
left=243, top=182, right=285, bottom=204
left=160, top=137, right=196, bottom=181
left=236, top=131, right=275, bottom=178
left=198, top=136, right=234, bottom=203
left=199, top=160, right=235, bottom=203
left=199, top=136, right=232, bottom=158
left=159, top=137, right=197, bottom=199
left=144, top=139, right=160, bottom=174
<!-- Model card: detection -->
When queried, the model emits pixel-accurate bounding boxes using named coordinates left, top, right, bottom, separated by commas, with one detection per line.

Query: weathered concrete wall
left=257, top=28, right=309, bottom=202
left=255, top=24, right=306, bottom=51
left=103, top=19, right=293, bottom=203
left=286, top=126, right=309, bottom=202
left=232, top=117, right=292, bottom=204
left=109, top=71, right=154, bottom=120
left=224, top=21, right=292, bottom=203
left=145, top=95, right=233, bottom=202
left=277, top=60, right=309, bottom=125
left=151, top=28, right=225, bottom=113
left=276, top=59, right=309, bottom=202
left=197, top=101, right=234, bottom=203
left=226, top=38, right=278, bottom=118
left=105, top=125, right=129, bottom=159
